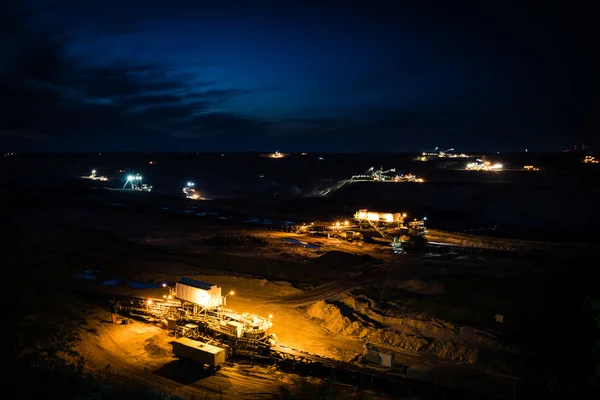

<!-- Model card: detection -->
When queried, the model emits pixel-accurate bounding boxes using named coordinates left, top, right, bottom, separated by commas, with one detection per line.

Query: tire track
left=270, top=262, right=394, bottom=306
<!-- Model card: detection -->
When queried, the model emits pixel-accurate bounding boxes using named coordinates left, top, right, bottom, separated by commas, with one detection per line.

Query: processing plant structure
left=584, top=155, right=599, bottom=164
left=105, top=277, right=274, bottom=360
left=85, top=276, right=437, bottom=391
left=288, top=209, right=428, bottom=250
left=351, top=167, right=424, bottom=183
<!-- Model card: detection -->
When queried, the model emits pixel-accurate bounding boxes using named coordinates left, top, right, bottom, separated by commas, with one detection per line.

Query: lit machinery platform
left=78, top=278, right=492, bottom=399
left=94, top=278, right=273, bottom=343
left=351, top=167, right=424, bottom=183
left=286, top=209, right=428, bottom=250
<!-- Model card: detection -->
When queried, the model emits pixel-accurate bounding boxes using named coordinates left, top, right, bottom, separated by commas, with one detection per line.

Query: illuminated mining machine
left=86, top=278, right=441, bottom=394
left=465, top=156, right=503, bottom=171
left=260, top=150, right=287, bottom=159
left=106, top=278, right=274, bottom=357
left=82, top=169, right=108, bottom=181
left=288, top=209, right=428, bottom=250
left=183, top=181, right=203, bottom=200
left=123, top=173, right=153, bottom=191
left=351, top=167, right=424, bottom=183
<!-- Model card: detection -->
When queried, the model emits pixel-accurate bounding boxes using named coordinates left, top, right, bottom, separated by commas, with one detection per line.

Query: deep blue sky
left=0, top=0, right=596, bottom=152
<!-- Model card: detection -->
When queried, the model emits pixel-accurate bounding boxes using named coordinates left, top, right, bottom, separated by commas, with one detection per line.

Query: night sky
left=1, top=1, right=596, bottom=152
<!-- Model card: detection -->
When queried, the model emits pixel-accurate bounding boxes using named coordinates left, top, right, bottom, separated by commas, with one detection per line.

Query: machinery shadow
left=153, top=359, right=216, bottom=384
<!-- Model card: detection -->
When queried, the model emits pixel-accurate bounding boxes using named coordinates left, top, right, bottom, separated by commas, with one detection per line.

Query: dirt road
left=270, top=262, right=394, bottom=306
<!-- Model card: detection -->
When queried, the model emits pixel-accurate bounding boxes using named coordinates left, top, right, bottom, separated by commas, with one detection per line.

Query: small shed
left=363, top=343, right=395, bottom=367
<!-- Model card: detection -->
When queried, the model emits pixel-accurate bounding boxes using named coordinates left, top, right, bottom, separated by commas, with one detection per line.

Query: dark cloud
left=2, top=1, right=596, bottom=152
left=0, top=3, right=275, bottom=151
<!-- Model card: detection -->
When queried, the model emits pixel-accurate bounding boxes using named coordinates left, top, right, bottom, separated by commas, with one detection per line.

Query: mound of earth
left=315, top=251, right=372, bottom=267
left=144, top=337, right=169, bottom=357
left=185, top=275, right=302, bottom=297
left=306, top=298, right=480, bottom=364
left=340, top=296, right=508, bottom=351
left=397, top=279, right=445, bottom=295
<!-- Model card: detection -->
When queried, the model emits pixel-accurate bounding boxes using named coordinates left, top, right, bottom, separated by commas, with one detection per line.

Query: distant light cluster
left=415, top=147, right=470, bottom=162
left=465, top=159, right=503, bottom=171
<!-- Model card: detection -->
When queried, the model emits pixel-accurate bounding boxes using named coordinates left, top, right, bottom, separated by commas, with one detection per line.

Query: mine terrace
left=3, top=151, right=599, bottom=400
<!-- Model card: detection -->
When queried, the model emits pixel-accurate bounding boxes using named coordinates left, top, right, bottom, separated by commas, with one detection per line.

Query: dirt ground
left=9, top=198, right=541, bottom=399
left=77, top=306, right=393, bottom=400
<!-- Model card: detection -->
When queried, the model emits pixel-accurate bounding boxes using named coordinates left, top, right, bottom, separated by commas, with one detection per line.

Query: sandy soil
left=77, top=306, right=394, bottom=400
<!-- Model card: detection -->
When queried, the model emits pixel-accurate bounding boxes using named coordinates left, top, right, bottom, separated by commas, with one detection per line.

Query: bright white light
left=187, top=181, right=194, bottom=187
left=424, top=217, right=428, bottom=221
left=127, top=175, right=133, bottom=181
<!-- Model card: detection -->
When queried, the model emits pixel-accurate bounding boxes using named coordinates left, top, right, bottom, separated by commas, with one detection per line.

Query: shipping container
left=172, top=337, right=226, bottom=367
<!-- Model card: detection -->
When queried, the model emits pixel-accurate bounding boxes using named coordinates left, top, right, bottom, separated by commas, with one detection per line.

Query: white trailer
left=172, top=337, right=226, bottom=369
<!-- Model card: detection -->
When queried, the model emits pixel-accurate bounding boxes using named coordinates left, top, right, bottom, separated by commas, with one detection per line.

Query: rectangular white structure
left=364, top=343, right=395, bottom=367
left=379, top=351, right=395, bottom=368
left=176, top=278, right=222, bottom=307
left=172, top=337, right=226, bottom=367
left=354, top=210, right=400, bottom=223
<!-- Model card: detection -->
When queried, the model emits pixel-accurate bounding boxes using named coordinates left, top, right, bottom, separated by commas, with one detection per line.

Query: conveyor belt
left=270, top=346, right=428, bottom=389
